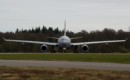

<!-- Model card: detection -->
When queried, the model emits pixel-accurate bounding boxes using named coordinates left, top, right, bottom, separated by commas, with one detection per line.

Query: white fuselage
left=58, top=36, right=71, bottom=48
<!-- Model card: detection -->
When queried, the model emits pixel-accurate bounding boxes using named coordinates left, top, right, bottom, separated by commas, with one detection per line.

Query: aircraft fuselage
left=58, top=36, right=71, bottom=48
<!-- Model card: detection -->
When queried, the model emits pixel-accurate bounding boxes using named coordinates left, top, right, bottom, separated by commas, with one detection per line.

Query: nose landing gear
left=63, top=47, right=67, bottom=53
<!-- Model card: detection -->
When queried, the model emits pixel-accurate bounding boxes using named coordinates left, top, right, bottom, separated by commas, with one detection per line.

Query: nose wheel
left=58, top=47, right=67, bottom=53
left=63, top=47, right=67, bottom=53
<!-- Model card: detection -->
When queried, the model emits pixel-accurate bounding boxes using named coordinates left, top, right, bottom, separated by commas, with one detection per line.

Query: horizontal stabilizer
left=70, top=37, right=82, bottom=40
left=48, top=37, right=59, bottom=39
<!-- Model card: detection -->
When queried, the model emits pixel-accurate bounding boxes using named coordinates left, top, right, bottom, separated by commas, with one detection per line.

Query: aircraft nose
left=63, top=40, right=67, bottom=44
left=62, top=40, right=67, bottom=45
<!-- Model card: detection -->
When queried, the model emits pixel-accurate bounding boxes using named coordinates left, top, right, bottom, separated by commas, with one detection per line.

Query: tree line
left=0, top=26, right=130, bottom=53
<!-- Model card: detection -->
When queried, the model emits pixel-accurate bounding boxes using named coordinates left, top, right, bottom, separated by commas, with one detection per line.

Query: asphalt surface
left=0, top=60, right=130, bottom=71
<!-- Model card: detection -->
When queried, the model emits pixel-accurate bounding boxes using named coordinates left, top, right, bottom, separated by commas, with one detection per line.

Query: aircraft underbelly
left=58, top=42, right=71, bottom=48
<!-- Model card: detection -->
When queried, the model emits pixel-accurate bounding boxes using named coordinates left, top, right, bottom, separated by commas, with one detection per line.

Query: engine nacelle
left=40, top=44, right=48, bottom=52
left=81, top=45, right=89, bottom=52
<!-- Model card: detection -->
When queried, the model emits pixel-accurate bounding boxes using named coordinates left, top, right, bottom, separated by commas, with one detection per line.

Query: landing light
left=63, top=47, right=66, bottom=50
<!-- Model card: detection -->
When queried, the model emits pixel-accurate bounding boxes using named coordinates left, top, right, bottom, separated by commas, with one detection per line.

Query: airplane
left=3, top=21, right=127, bottom=53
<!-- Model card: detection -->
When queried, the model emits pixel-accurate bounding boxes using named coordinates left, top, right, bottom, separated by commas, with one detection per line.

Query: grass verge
left=0, top=53, right=130, bottom=63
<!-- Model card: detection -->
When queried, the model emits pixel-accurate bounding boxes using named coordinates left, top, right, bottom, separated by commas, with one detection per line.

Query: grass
left=0, top=66, right=130, bottom=80
left=0, top=53, right=130, bottom=63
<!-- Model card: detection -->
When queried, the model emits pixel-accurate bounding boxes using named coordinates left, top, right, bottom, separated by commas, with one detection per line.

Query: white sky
left=0, top=0, right=130, bottom=32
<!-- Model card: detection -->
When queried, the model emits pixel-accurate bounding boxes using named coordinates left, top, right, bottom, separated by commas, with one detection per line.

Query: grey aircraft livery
left=4, top=21, right=127, bottom=52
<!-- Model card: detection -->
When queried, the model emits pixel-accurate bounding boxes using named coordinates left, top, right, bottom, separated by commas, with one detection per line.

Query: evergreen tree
left=42, top=26, right=47, bottom=33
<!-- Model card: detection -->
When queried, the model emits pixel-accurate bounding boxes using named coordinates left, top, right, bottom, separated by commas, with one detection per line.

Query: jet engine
left=81, top=45, right=89, bottom=52
left=40, top=44, right=48, bottom=52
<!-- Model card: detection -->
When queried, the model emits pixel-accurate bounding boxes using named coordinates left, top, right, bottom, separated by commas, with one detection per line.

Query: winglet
left=3, top=37, right=8, bottom=41
left=3, top=37, right=6, bottom=41
left=125, top=37, right=128, bottom=41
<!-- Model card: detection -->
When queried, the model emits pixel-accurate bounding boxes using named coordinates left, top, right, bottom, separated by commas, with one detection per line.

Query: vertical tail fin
left=64, top=20, right=66, bottom=36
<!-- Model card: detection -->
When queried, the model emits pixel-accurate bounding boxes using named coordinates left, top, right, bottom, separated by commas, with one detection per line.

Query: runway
left=0, top=60, right=130, bottom=71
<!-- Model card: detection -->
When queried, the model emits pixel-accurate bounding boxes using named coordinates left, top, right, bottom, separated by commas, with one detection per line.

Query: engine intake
left=81, top=45, right=89, bottom=52
left=40, top=44, right=48, bottom=52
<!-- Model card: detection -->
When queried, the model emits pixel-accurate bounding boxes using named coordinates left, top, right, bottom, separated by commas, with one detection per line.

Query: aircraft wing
left=72, top=39, right=126, bottom=46
left=3, top=38, right=57, bottom=45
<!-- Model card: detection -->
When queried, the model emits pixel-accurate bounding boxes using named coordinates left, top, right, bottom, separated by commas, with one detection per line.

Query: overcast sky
left=0, top=0, right=130, bottom=32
